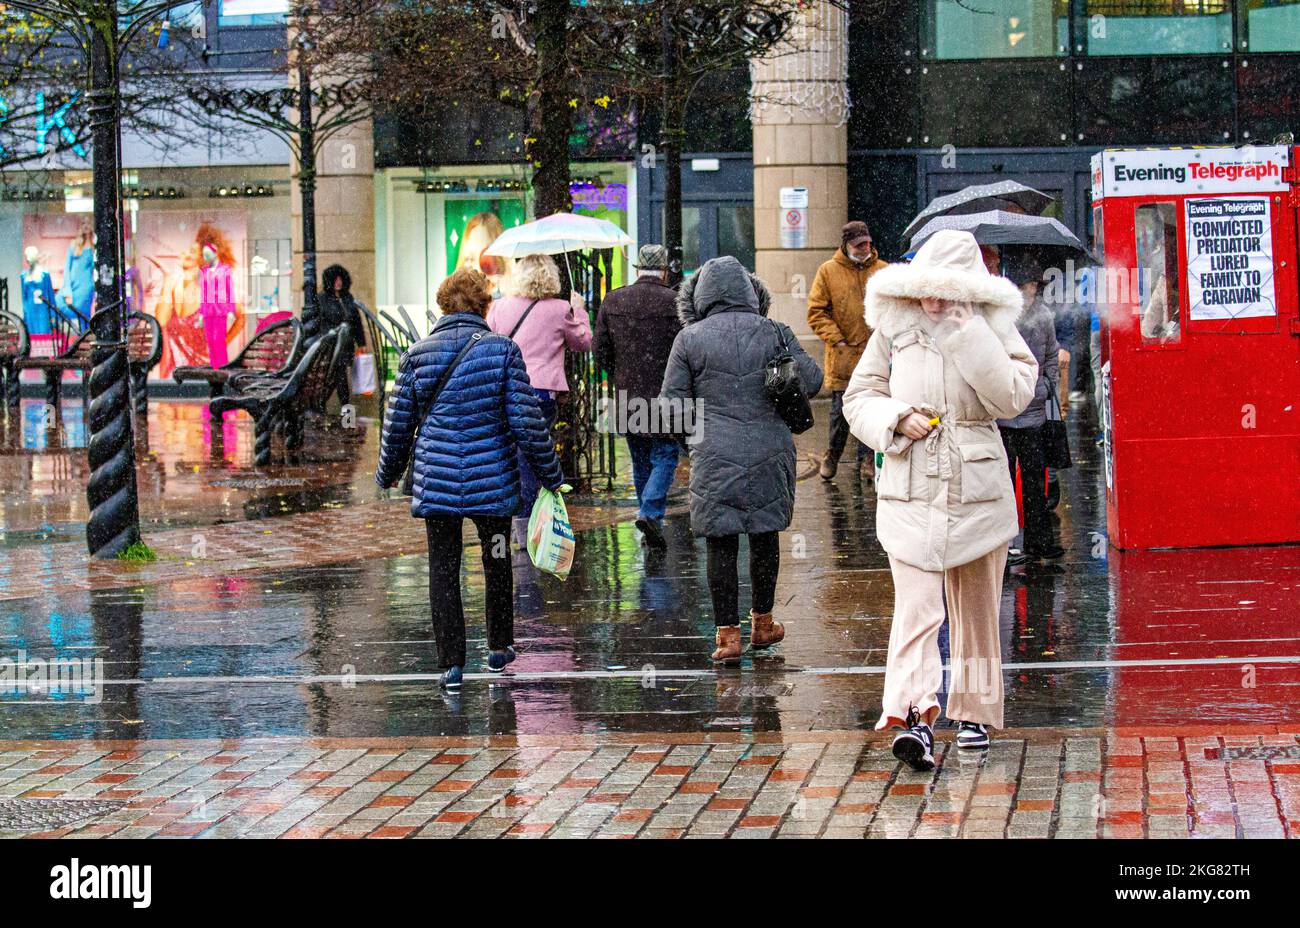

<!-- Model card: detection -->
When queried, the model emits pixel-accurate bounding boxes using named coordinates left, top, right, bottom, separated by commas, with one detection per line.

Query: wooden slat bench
left=14, top=309, right=162, bottom=416
left=173, top=317, right=302, bottom=421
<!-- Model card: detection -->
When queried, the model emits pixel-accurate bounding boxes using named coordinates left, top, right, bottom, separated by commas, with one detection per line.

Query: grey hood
left=676, top=256, right=772, bottom=325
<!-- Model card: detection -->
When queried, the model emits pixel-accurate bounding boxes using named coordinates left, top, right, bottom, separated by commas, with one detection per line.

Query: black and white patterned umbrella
left=908, top=210, right=1092, bottom=262
left=902, top=181, right=1056, bottom=242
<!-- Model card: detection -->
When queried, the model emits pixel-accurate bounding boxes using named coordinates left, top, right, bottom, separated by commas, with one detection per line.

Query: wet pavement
left=2, top=729, right=1297, bottom=839
left=1, top=398, right=378, bottom=546
left=1, top=394, right=1298, bottom=837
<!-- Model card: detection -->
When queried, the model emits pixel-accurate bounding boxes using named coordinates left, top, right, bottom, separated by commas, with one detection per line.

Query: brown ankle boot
left=711, top=625, right=742, bottom=663
left=749, top=610, right=785, bottom=650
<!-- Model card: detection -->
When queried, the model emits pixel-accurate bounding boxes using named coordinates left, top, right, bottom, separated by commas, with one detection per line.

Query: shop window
left=378, top=170, right=632, bottom=316
left=682, top=208, right=702, bottom=274
left=661, top=207, right=703, bottom=274
left=849, top=58, right=920, bottom=148
left=920, top=59, right=1070, bottom=147
left=167, top=2, right=205, bottom=31
left=1085, top=1, right=1231, bottom=56
left=1077, top=57, right=1233, bottom=145
left=1135, top=203, right=1181, bottom=346
left=248, top=238, right=291, bottom=315
left=921, top=0, right=1068, bottom=60
left=1237, top=56, right=1300, bottom=144
left=219, top=0, right=286, bottom=27
left=1240, top=0, right=1300, bottom=51
left=717, top=206, right=755, bottom=272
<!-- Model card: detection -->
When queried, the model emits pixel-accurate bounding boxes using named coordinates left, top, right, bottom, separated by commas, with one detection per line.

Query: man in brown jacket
left=808, top=220, right=888, bottom=481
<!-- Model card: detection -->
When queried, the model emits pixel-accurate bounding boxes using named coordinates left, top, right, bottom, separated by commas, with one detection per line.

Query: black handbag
left=1042, top=390, right=1072, bottom=470
left=400, top=331, right=487, bottom=495
left=765, top=320, right=815, bottom=435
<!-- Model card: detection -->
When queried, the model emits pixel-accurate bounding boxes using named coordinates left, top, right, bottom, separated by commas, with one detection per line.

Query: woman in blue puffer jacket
left=377, top=267, right=564, bottom=690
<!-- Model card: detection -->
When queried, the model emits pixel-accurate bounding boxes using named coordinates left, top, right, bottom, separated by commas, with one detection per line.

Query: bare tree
left=0, top=6, right=210, bottom=174
left=579, top=0, right=814, bottom=282
left=372, top=1, right=580, bottom=219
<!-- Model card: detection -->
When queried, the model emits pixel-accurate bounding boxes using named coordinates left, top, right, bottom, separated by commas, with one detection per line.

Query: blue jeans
left=626, top=433, right=679, bottom=521
left=517, top=390, right=556, bottom=516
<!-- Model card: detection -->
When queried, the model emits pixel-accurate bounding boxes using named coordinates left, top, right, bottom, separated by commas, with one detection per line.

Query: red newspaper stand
left=1090, top=145, right=1300, bottom=550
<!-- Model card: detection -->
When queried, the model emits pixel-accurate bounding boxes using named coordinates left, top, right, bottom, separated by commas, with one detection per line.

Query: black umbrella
left=908, top=210, right=1093, bottom=263
left=902, top=181, right=1056, bottom=242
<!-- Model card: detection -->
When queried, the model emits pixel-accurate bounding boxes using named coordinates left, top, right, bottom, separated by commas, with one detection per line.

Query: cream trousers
left=876, top=547, right=1008, bottom=731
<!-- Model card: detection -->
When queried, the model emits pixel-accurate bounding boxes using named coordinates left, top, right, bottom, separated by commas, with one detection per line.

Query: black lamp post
left=294, top=17, right=321, bottom=341
left=84, top=9, right=141, bottom=558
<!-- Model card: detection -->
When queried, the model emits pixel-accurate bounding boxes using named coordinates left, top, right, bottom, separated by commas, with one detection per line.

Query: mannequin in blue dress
left=20, top=245, right=55, bottom=337
left=59, top=224, right=94, bottom=329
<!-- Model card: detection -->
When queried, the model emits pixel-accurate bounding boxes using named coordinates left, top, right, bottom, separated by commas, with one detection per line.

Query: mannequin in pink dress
left=198, top=244, right=236, bottom=368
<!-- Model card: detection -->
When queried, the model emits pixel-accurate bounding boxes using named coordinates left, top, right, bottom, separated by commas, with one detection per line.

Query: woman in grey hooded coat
left=660, top=256, right=823, bottom=662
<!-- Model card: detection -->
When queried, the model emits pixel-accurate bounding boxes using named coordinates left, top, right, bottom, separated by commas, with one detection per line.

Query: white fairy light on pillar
left=750, top=0, right=851, bottom=127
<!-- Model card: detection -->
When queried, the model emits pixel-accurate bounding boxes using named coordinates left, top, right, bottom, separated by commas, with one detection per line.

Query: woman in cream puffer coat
left=842, top=229, right=1037, bottom=769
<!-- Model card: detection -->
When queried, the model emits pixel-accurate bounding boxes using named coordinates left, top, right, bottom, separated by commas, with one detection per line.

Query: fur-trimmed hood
left=677, top=256, right=772, bottom=326
left=865, top=230, right=1023, bottom=339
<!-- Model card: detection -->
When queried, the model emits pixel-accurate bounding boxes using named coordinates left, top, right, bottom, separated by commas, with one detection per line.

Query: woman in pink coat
left=487, top=253, right=592, bottom=514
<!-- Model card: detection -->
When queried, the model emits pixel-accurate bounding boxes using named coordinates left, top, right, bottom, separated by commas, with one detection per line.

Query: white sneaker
left=891, top=709, right=936, bottom=771
left=956, top=721, right=990, bottom=750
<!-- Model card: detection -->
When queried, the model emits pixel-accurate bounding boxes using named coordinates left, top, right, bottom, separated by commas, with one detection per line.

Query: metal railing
left=563, top=249, right=619, bottom=492
left=365, top=264, right=621, bottom=494
left=354, top=301, right=417, bottom=411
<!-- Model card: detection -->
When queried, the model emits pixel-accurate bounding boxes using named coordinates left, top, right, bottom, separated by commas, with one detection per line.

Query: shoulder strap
left=767, top=318, right=790, bottom=353
left=414, top=331, right=486, bottom=426
left=508, top=300, right=540, bottom=340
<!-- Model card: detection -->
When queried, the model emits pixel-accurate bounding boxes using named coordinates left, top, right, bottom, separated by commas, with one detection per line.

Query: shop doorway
left=639, top=153, right=755, bottom=273
left=645, top=202, right=756, bottom=273
left=918, top=150, right=1095, bottom=245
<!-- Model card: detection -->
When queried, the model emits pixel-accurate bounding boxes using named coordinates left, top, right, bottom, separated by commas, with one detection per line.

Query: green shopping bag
left=527, top=485, right=575, bottom=580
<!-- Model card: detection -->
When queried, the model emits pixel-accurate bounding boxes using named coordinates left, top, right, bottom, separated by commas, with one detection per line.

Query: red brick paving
left=0, top=727, right=1295, bottom=839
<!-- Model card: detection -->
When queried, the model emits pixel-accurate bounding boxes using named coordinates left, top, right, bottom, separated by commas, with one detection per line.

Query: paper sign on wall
left=1184, top=197, right=1277, bottom=321
left=779, top=187, right=808, bottom=249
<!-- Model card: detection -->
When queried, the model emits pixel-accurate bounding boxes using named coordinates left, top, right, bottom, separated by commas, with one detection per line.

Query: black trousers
left=1000, top=425, right=1053, bottom=553
left=828, top=390, right=869, bottom=463
left=425, top=514, right=514, bottom=669
left=334, top=344, right=355, bottom=409
left=706, top=532, right=780, bottom=627
left=1071, top=322, right=1094, bottom=394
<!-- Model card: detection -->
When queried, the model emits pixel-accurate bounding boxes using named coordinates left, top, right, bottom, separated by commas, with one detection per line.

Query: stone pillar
left=286, top=17, right=376, bottom=317
left=751, top=0, right=849, bottom=370
left=290, top=118, right=376, bottom=314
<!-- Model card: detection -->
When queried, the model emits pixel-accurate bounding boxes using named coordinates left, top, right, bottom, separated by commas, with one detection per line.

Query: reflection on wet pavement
left=1, top=398, right=1297, bottom=741
left=1, top=399, right=379, bottom=543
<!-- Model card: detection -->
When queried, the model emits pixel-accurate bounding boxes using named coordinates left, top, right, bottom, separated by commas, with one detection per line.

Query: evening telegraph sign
left=1091, top=146, right=1290, bottom=199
